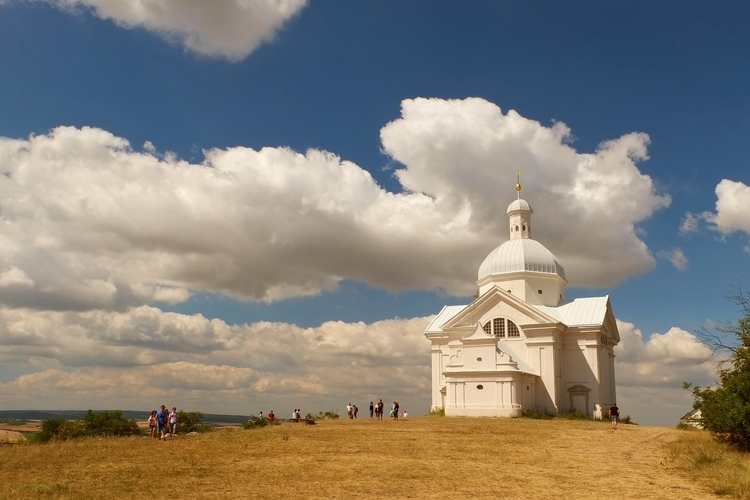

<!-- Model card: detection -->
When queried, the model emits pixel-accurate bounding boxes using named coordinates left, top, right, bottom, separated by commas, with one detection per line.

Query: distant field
left=0, top=417, right=719, bottom=499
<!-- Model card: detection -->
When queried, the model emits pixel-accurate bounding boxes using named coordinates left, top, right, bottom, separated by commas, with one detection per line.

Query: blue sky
left=0, top=0, right=748, bottom=426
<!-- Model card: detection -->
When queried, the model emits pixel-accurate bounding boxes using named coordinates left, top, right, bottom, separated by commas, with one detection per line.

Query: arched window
left=507, top=320, right=520, bottom=338
left=482, top=317, right=522, bottom=339
left=493, top=318, right=504, bottom=338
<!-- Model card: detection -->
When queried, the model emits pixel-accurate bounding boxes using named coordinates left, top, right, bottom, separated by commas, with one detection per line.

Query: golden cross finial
left=515, top=171, right=522, bottom=199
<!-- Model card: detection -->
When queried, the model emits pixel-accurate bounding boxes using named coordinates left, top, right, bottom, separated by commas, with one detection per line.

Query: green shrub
left=620, top=414, right=637, bottom=425
left=521, top=409, right=553, bottom=419
left=0, top=417, right=25, bottom=426
left=428, top=408, right=446, bottom=417
left=37, top=418, right=82, bottom=443
left=558, top=410, right=591, bottom=420
left=81, top=410, right=140, bottom=437
left=304, top=410, right=340, bottom=421
left=243, top=415, right=280, bottom=429
left=687, top=287, right=750, bottom=451
left=177, top=411, right=213, bottom=433
left=38, top=410, right=141, bottom=443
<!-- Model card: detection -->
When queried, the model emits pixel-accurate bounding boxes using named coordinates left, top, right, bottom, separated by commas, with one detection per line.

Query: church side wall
left=428, top=339, right=449, bottom=411
left=561, top=333, right=605, bottom=416
left=609, top=349, right=617, bottom=405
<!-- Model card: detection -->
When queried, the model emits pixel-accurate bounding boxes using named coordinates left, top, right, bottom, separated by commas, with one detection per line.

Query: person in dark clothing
left=608, top=403, right=620, bottom=430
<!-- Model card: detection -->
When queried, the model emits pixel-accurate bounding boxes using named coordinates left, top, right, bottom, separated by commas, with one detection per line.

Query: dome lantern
left=477, top=182, right=566, bottom=306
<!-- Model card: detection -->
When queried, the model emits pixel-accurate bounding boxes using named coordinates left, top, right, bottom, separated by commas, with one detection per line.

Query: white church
left=424, top=182, right=619, bottom=417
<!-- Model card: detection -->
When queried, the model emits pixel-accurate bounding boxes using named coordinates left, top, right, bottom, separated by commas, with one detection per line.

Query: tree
left=177, top=410, right=213, bottom=433
left=688, top=285, right=750, bottom=450
left=81, top=410, right=140, bottom=437
left=36, top=410, right=140, bottom=443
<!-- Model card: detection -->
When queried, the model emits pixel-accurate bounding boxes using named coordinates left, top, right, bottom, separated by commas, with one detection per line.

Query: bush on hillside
left=81, top=410, right=140, bottom=437
left=37, top=418, right=83, bottom=443
left=304, top=410, right=339, bottom=421
left=243, top=415, right=281, bottom=429
left=620, top=414, right=636, bottom=425
left=37, top=410, right=139, bottom=443
left=0, top=417, right=26, bottom=426
left=521, top=409, right=552, bottom=419
left=688, top=286, right=750, bottom=451
left=178, top=411, right=213, bottom=433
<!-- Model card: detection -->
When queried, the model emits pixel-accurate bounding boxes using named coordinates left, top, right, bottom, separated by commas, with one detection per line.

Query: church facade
left=424, top=192, right=619, bottom=417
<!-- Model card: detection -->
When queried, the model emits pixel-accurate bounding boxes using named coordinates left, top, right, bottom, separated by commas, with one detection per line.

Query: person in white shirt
left=169, top=407, right=178, bottom=436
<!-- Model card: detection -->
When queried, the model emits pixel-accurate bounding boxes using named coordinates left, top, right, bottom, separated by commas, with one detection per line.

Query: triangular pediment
left=440, top=286, right=560, bottom=331
left=603, top=298, right=620, bottom=344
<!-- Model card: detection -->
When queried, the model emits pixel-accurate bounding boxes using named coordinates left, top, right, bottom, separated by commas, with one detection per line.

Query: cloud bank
left=0, top=306, right=430, bottom=415
left=614, top=320, right=716, bottom=424
left=24, top=0, right=307, bottom=60
left=0, top=307, right=717, bottom=425
left=0, top=99, right=670, bottom=311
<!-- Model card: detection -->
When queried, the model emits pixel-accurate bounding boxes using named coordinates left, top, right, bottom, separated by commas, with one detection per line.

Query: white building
left=424, top=190, right=619, bottom=417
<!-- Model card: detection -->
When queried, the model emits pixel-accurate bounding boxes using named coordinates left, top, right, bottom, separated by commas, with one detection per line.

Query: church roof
left=424, top=296, right=611, bottom=334
left=425, top=305, right=466, bottom=334
left=478, top=238, right=566, bottom=281
left=533, top=296, right=610, bottom=326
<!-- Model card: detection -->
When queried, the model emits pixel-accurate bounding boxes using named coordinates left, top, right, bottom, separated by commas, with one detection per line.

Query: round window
left=477, top=385, right=484, bottom=390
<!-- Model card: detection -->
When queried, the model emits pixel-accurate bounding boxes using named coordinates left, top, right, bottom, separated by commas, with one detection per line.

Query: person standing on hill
left=377, top=399, right=384, bottom=420
left=156, top=405, right=169, bottom=440
left=147, top=410, right=157, bottom=439
left=169, top=407, right=178, bottom=436
left=608, top=403, right=620, bottom=430
left=369, top=401, right=374, bottom=418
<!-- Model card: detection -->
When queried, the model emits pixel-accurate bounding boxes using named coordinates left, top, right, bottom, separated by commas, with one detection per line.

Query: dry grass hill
left=0, top=416, right=730, bottom=499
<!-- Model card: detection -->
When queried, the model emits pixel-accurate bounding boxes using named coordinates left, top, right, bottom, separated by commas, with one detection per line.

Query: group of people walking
left=147, top=405, right=178, bottom=441
left=365, top=399, right=403, bottom=419
left=256, top=409, right=303, bottom=422
left=345, top=403, right=359, bottom=419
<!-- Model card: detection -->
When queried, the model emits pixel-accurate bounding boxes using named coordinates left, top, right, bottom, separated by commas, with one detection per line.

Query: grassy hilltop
left=0, top=416, right=742, bottom=499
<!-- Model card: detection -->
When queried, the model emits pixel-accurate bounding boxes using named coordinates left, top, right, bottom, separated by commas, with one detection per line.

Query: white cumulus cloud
left=381, top=97, right=671, bottom=287
left=0, top=99, right=674, bottom=309
left=25, top=0, right=307, bottom=60
left=681, top=179, right=750, bottom=246
left=613, top=319, right=716, bottom=424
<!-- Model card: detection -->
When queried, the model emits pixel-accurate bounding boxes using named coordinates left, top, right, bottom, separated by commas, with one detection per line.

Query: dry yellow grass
left=667, top=427, right=750, bottom=498
left=0, top=417, right=720, bottom=499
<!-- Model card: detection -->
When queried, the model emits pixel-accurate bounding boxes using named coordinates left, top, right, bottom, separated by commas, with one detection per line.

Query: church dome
left=507, top=198, right=532, bottom=214
left=478, top=238, right=566, bottom=281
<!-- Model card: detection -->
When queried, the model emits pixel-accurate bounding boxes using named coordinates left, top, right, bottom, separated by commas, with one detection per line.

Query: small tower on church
left=476, top=173, right=566, bottom=306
